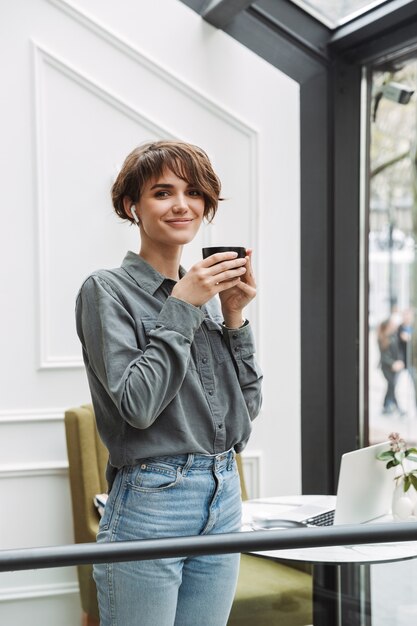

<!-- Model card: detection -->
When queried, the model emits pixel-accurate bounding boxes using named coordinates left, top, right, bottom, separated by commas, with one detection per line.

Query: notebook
left=252, top=441, right=394, bottom=528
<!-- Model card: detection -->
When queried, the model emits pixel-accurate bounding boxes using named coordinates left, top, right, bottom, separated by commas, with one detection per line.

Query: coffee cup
left=202, top=246, right=246, bottom=260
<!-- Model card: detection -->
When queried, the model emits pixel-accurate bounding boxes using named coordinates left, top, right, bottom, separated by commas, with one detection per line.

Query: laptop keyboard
left=305, top=509, right=335, bottom=526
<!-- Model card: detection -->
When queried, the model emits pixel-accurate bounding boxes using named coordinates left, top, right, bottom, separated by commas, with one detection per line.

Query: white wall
left=0, top=0, right=300, bottom=620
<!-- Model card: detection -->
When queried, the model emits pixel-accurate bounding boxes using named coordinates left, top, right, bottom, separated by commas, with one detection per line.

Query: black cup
left=202, top=246, right=246, bottom=260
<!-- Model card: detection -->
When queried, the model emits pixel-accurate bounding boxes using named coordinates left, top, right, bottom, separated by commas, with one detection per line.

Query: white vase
left=391, top=477, right=417, bottom=520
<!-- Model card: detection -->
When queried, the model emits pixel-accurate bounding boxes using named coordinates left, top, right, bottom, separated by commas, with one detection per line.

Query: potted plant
left=377, top=432, right=417, bottom=520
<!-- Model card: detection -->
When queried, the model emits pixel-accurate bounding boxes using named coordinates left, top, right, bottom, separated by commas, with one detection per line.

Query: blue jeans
left=94, top=450, right=242, bottom=626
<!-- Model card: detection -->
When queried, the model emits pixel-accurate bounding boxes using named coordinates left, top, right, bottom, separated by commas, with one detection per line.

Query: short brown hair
left=112, top=140, right=222, bottom=223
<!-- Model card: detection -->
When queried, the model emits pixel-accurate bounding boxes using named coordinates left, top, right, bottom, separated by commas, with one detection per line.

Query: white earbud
left=131, top=205, right=140, bottom=224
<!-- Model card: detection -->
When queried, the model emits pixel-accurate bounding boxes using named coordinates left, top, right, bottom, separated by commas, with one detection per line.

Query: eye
left=155, top=190, right=170, bottom=198
left=188, top=189, right=203, bottom=197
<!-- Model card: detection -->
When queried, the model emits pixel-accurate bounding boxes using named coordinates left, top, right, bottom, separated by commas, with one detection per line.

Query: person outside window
left=398, top=308, right=417, bottom=408
left=377, top=317, right=405, bottom=415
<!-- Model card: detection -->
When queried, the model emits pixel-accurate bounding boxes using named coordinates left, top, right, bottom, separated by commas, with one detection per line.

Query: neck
left=138, top=242, right=183, bottom=281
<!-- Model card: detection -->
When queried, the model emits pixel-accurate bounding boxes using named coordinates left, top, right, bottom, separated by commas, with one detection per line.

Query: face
left=133, top=168, right=205, bottom=250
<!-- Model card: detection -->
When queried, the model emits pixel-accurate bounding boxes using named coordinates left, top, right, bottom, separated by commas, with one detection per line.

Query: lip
left=165, top=218, right=193, bottom=222
left=165, top=218, right=194, bottom=226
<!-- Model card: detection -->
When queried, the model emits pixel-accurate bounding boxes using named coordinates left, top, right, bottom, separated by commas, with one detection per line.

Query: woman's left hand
left=220, top=249, right=257, bottom=328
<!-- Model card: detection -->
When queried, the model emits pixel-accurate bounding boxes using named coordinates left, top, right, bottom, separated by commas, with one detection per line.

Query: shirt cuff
left=222, top=320, right=256, bottom=358
left=156, top=296, right=205, bottom=341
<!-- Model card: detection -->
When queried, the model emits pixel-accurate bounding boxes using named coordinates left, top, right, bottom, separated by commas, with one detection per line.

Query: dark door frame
left=180, top=0, right=417, bottom=493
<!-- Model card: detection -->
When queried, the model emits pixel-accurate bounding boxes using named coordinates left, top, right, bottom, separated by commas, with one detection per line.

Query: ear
left=123, top=196, right=138, bottom=222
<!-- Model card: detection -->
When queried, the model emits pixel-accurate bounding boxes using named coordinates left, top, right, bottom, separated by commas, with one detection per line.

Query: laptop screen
left=334, top=441, right=393, bottom=525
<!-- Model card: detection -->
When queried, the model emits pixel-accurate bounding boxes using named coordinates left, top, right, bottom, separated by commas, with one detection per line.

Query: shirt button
left=141, top=464, right=147, bottom=469
left=202, top=357, right=208, bottom=364
left=218, top=424, right=223, bottom=429
left=232, top=334, right=238, bottom=339
left=234, top=346, right=240, bottom=352
left=208, top=390, right=214, bottom=396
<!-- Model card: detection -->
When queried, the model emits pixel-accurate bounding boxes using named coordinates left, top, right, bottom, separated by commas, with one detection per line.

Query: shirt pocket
left=141, top=317, right=158, bottom=339
left=204, top=318, right=232, bottom=363
left=142, top=316, right=199, bottom=370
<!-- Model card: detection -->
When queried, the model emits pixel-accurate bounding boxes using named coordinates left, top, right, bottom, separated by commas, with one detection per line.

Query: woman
left=377, top=317, right=404, bottom=415
left=76, top=140, right=263, bottom=626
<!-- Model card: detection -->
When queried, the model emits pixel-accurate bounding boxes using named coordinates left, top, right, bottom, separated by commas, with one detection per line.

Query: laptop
left=251, top=442, right=394, bottom=528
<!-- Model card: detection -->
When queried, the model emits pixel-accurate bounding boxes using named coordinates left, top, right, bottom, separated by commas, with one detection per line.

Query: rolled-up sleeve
left=76, top=276, right=204, bottom=429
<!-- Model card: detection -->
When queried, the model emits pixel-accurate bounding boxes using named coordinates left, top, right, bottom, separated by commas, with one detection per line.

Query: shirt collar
left=121, top=251, right=186, bottom=295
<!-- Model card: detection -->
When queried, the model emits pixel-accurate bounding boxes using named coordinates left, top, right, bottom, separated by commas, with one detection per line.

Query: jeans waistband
left=137, top=448, right=235, bottom=472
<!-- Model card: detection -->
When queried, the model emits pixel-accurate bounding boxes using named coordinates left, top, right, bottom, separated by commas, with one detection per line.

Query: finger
left=234, top=281, right=256, bottom=297
left=214, top=266, right=246, bottom=284
left=216, top=277, right=242, bottom=292
left=212, top=257, right=247, bottom=277
left=202, top=251, right=239, bottom=268
left=241, top=256, right=256, bottom=287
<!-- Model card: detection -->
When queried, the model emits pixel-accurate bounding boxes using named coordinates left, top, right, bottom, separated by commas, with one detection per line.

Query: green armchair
left=65, top=404, right=105, bottom=624
left=65, top=405, right=312, bottom=626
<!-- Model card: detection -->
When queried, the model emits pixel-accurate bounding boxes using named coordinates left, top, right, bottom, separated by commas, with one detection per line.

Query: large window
left=368, top=59, right=417, bottom=445
left=291, top=0, right=390, bottom=27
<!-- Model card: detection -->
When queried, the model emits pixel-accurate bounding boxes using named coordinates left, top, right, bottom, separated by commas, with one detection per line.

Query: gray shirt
left=76, top=251, right=263, bottom=473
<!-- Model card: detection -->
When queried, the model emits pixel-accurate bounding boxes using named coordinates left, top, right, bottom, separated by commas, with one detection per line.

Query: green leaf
left=387, top=460, right=399, bottom=469
left=404, top=475, right=411, bottom=492
left=405, top=447, right=417, bottom=455
left=410, top=474, right=417, bottom=490
left=377, top=451, right=394, bottom=461
left=394, top=451, right=405, bottom=463
left=406, top=454, right=417, bottom=463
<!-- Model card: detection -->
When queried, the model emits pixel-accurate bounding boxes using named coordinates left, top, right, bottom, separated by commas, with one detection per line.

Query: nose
left=172, top=194, right=188, bottom=212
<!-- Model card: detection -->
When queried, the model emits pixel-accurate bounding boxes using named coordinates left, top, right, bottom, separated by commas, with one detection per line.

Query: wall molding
left=0, top=582, right=78, bottom=603
left=47, top=0, right=259, bottom=136
left=0, top=461, right=68, bottom=479
left=0, top=408, right=65, bottom=424
left=32, top=41, right=180, bottom=370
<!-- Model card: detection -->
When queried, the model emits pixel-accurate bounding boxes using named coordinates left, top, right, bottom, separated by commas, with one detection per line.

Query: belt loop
left=182, top=453, right=194, bottom=476
left=227, top=450, right=234, bottom=470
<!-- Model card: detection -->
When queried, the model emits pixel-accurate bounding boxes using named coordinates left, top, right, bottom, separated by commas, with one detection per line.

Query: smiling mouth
left=165, top=219, right=193, bottom=224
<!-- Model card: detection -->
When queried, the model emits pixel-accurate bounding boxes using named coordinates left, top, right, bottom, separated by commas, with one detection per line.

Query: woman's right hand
left=172, top=251, right=247, bottom=307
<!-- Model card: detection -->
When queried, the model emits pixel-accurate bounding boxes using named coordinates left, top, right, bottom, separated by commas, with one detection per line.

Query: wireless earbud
left=131, top=205, right=140, bottom=224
